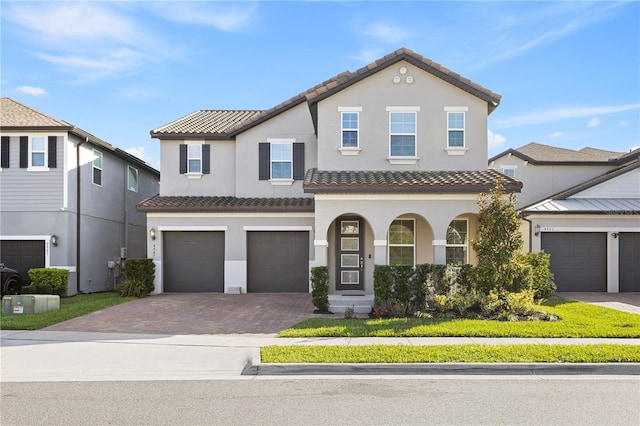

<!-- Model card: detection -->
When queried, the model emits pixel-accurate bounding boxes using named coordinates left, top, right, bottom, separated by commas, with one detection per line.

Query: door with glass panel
left=335, top=216, right=364, bottom=291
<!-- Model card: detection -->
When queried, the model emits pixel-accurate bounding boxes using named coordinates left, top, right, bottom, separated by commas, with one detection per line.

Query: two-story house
left=0, top=98, right=160, bottom=295
left=139, top=48, right=521, bottom=312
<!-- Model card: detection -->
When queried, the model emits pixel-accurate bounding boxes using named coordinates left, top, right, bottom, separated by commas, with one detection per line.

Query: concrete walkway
left=1, top=330, right=638, bottom=382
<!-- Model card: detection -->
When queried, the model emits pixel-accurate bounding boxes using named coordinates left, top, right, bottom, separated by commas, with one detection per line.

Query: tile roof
left=303, top=168, right=522, bottom=194
left=151, top=110, right=263, bottom=138
left=1, top=97, right=72, bottom=129
left=489, top=142, right=624, bottom=164
left=151, top=47, right=501, bottom=139
left=137, top=195, right=314, bottom=213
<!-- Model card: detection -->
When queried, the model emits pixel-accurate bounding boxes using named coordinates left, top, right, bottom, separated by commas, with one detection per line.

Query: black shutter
left=48, top=136, right=57, bottom=168
left=19, top=136, right=28, bottom=168
left=179, top=144, right=187, bottom=174
left=293, top=142, right=305, bottom=180
left=258, top=143, right=270, bottom=180
left=1, top=136, right=9, bottom=168
left=202, top=144, right=210, bottom=174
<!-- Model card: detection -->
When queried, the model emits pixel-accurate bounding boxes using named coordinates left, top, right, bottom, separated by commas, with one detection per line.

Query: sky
left=1, top=1, right=639, bottom=169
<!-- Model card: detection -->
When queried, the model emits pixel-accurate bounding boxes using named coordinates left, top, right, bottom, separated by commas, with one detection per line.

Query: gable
left=570, top=168, right=640, bottom=199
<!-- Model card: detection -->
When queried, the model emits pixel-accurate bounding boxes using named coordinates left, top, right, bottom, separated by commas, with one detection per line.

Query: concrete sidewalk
left=1, top=330, right=639, bottom=381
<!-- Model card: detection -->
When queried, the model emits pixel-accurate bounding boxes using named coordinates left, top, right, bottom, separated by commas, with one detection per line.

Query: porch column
left=313, top=239, right=328, bottom=267
left=373, top=239, right=387, bottom=265
left=433, top=239, right=446, bottom=264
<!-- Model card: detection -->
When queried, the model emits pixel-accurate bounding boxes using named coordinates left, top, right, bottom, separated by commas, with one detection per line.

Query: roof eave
left=150, top=131, right=231, bottom=140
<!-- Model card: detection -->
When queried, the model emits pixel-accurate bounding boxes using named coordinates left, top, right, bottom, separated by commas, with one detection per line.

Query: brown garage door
left=619, top=233, right=640, bottom=292
left=0, top=240, right=45, bottom=285
left=163, top=231, right=224, bottom=292
left=247, top=231, right=309, bottom=293
left=541, top=232, right=607, bottom=292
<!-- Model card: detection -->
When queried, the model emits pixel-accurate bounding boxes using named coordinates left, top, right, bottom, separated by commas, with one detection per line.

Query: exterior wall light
left=534, top=224, right=541, bottom=237
left=51, top=234, right=58, bottom=246
left=150, top=227, right=156, bottom=240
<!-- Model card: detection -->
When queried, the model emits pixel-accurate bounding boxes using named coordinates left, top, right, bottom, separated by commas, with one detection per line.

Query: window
left=447, top=112, right=465, bottom=147
left=128, top=166, right=138, bottom=192
left=92, top=149, right=103, bottom=186
left=188, top=144, right=202, bottom=174
left=446, top=219, right=468, bottom=264
left=31, top=136, right=46, bottom=167
left=341, top=112, right=359, bottom=148
left=389, top=112, right=416, bottom=157
left=388, top=218, right=415, bottom=266
left=502, top=167, right=516, bottom=178
left=270, top=143, right=292, bottom=179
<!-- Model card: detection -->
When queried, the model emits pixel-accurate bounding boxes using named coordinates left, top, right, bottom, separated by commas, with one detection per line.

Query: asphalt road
left=2, top=377, right=639, bottom=425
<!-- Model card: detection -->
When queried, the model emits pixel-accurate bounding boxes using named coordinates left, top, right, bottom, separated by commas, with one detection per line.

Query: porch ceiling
left=303, top=169, right=522, bottom=194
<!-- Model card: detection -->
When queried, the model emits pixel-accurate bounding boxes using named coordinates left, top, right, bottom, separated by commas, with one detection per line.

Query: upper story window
left=446, top=219, right=468, bottom=265
left=341, top=112, right=359, bottom=148
left=270, top=142, right=293, bottom=180
left=502, top=167, right=516, bottom=178
left=388, top=218, right=415, bottom=266
left=31, top=137, right=46, bottom=167
left=128, top=166, right=138, bottom=192
left=389, top=112, right=416, bottom=156
left=92, top=149, right=103, bottom=186
left=447, top=112, right=465, bottom=147
left=188, top=144, right=202, bottom=173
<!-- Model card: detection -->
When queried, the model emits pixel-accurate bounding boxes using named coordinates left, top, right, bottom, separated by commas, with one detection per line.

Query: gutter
left=76, top=136, right=88, bottom=293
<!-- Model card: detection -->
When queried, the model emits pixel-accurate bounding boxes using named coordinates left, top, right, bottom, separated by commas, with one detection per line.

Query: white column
left=607, top=232, right=620, bottom=293
left=373, top=240, right=387, bottom=265
left=432, top=239, right=446, bottom=264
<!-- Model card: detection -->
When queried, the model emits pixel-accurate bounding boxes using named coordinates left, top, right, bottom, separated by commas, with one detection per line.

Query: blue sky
left=2, top=1, right=638, bottom=169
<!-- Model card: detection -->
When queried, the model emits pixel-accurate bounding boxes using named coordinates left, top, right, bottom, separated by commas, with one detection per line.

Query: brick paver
left=43, top=293, right=316, bottom=335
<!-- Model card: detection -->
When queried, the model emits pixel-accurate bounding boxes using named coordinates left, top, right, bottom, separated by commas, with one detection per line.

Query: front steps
left=328, top=294, right=374, bottom=314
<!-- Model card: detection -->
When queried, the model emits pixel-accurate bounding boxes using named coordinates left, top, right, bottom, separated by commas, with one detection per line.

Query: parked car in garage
left=1, top=263, right=23, bottom=296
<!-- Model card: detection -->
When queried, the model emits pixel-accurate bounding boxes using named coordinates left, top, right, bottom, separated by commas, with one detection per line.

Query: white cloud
left=362, top=23, right=413, bottom=43
left=550, top=131, right=565, bottom=138
left=144, top=2, right=257, bottom=32
left=629, top=145, right=640, bottom=152
left=493, top=104, right=640, bottom=128
left=488, top=129, right=507, bottom=149
left=125, top=146, right=154, bottom=166
left=348, top=48, right=383, bottom=64
left=618, top=120, right=629, bottom=127
left=587, top=117, right=600, bottom=128
left=16, top=86, right=46, bottom=96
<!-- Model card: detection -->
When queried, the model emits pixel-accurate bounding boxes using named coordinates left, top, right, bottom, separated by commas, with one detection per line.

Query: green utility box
left=2, top=295, right=60, bottom=316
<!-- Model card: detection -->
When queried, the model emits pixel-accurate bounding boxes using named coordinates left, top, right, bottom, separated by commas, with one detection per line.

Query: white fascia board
left=314, top=193, right=477, bottom=201
left=148, top=212, right=314, bottom=218
left=157, top=226, right=228, bottom=231
left=243, top=226, right=313, bottom=231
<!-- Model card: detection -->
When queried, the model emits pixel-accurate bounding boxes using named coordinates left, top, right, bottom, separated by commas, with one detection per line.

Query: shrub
left=28, top=268, right=69, bottom=296
left=373, top=265, right=393, bottom=305
left=118, top=279, right=150, bottom=298
left=479, top=289, right=537, bottom=320
left=20, top=285, right=37, bottom=294
left=521, top=251, right=556, bottom=299
left=310, top=266, right=329, bottom=312
left=123, top=259, right=155, bottom=296
left=343, top=305, right=356, bottom=319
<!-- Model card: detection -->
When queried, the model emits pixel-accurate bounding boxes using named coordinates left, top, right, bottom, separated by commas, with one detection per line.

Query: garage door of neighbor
left=0, top=240, right=45, bottom=285
left=619, top=233, right=640, bottom=292
left=541, top=232, right=607, bottom=292
left=163, top=231, right=224, bottom=292
left=247, top=231, right=309, bottom=293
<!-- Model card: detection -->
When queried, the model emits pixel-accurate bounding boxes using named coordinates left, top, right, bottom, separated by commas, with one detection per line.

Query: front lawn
left=262, top=344, right=640, bottom=363
left=0, top=292, right=136, bottom=330
left=279, top=298, right=640, bottom=338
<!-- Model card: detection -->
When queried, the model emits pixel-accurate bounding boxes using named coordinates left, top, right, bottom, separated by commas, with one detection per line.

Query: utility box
left=2, top=295, right=60, bottom=316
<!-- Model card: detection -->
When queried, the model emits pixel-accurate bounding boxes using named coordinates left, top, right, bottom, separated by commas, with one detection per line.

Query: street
left=2, top=377, right=639, bottom=425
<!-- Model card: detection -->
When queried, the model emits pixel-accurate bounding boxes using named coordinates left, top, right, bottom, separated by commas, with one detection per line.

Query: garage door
left=163, top=232, right=224, bottom=292
left=619, top=233, right=640, bottom=292
left=541, top=232, right=607, bottom=292
left=0, top=240, right=45, bottom=285
left=247, top=231, right=309, bottom=293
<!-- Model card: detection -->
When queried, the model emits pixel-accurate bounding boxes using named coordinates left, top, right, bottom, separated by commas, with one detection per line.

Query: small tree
left=471, top=176, right=526, bottom=293
left=310, top=266, right=329, bottom=312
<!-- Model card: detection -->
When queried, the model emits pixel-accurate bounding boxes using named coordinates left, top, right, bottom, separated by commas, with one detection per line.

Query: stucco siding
left=317, top=60, right=488, bottom=172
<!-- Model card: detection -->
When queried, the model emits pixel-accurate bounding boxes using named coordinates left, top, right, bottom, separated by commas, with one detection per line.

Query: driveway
left=555, top=292, right=640, bottom=315
left=43, top=293, right=316, bottom=335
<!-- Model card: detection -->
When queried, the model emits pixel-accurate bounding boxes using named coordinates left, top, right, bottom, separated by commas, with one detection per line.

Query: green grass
left=0, top=292, right=136, bottom=330
left=262, top=344, right=640, bottom=363
left=279, top=298, right=640, bottom=338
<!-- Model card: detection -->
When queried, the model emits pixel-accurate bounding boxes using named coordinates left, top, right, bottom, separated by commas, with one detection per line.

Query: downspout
left=76, top=137, right=89, bottom=293
left=520, top=213, right=533, bottom=253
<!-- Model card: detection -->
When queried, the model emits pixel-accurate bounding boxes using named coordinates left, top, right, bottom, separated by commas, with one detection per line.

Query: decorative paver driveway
left=43, top=293, right=316, bottom=335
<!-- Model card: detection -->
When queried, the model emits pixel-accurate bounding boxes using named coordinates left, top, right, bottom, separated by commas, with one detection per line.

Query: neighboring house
left=139, top=48, right=521, bottom=312
left=490, top=142, right=640, bottom=293
left=489, top=142, right=625, bottom=207
left=0, top=98, right=160, bottom=294
left=521, top=149, right=640, bottom=293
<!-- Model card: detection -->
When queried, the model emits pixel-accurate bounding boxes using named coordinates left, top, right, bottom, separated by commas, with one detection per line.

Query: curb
left=244, top=362, right=640, bottom=376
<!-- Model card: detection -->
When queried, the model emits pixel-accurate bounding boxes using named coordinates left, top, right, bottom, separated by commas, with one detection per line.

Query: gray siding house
left=139, top=48, right=521, bottom=312
left=490, top=142, right=639, bottom=293
left=0, top=98, right=160, bottom=295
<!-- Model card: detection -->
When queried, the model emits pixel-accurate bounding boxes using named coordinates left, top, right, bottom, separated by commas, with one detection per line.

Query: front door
left=335, top=216, right=364, bottom=291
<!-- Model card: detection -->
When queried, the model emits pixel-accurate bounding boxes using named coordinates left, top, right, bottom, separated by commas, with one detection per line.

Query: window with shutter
left=1, top=136, right=9, bottom=169
left=48, top=136, right=57, bottom=168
